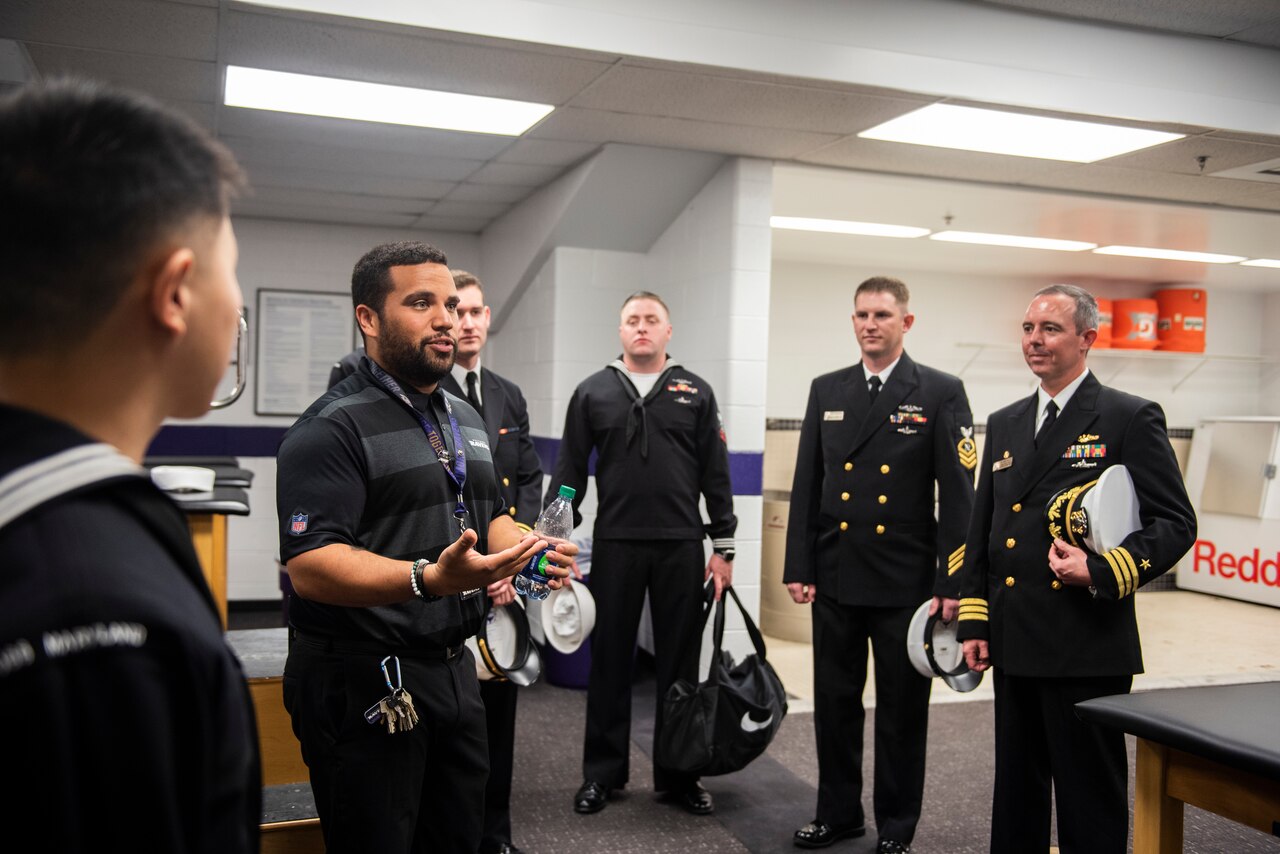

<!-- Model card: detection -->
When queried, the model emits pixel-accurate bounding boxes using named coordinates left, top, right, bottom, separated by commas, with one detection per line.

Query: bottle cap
left=559, top=485, right=576, bottom=499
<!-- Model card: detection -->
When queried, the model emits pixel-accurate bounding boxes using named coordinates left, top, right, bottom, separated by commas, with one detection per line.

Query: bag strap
left=0, top=443, right=146, bottom=531
left=703, top=583, right=770, bottom=685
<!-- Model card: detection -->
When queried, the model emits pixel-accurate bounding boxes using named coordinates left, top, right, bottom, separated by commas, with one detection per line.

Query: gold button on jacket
left=1005, top=576, right=1016, bottom=587
left=844, top=462, right=853, bottom=471
left=1011, top=503, right=1022, bottom=513
left=1006, top=538, right=1016, bottom=549
left=839, top=521, right=849, bottom=531
left=1051, top=580, right=1063, bottom=590
left=841, top=492, right=850, bottom=501
left=876, top=524, right=885, bottom=534
left=878, top=495, right=887, bottom=504
left=880, top=464, right=890, bottom=474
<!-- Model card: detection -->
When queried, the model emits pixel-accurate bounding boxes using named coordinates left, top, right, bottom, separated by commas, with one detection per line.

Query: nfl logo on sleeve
left=290, top=512, right=309, bottom=535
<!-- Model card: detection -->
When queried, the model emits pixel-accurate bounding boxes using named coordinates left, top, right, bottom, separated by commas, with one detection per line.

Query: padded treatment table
left=226, top=629, right=321, bottom=853
left=1076, top=682, right=1280, bottom=853
left=169, top=487, right=249, bottom=628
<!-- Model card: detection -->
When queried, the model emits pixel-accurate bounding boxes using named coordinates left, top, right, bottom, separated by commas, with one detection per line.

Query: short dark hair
left=0, top=79, right=245, bottom=356
left=351, top=241, right=449, bottom=314
left=620, top=290, right=670, bottom=317
left=855, top=276, right=910, bottom=309
left=1034, top=283, right=1099, bottom=333
left=451, top=270, right=483, bottom=293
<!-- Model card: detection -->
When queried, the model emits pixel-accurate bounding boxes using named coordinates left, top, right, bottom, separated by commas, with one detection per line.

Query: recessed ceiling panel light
left=859, top=104, right=1183, bottom=162
left=1094, top=245, right=1245, bottom=264
left=770, top=216, right=929, bottom=239
left=224, top=66, right=554, bottom=135
left=930, top=230, right=1095, bottom=252
left=1240, top=258, right=1280, bottom=268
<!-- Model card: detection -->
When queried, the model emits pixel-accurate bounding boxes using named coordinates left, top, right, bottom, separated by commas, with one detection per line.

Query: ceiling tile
left=795, top=137, right=1061, bottom=184
left=427, top=200, right=511, bottom=219
left=493, top=137, right=600, bottom=166
left=570, top=65, right=935, bottom=135
left=465, top=161, right=567, bottom=186
left=216, top=108, right=512, bottom=160
left=24, top=43, right=216, bottom=103
left=235, top=162, right=461, bottom=199
left=243, top=185, right=433, bottom=216
left=1229, top=187, right=1280, bottom=212
left=972, top=0, right=1280, bottom=38
left=443, top=183, right=535, bottom=204
left=222, top=133, right=483, bottom=183
left=1103, top=135, right=1280, bottom=175
left=529, top=106, right=841, bottom=158
left=234, top=201, right=420, bottom=229
left=411, top=215, right=493, bottom=234
left=221, top=7, right=612, bottom=103
left=0, top=0, right=216, bottom=62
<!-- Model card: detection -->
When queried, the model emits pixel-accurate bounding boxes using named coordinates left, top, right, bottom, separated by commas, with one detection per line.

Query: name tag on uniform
left=993, top=457, right=1013, bottom=472
left=823, top=410, right=844, bottom=421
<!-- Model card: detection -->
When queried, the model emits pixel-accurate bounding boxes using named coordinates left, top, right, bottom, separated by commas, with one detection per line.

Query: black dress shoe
left=669, top=781, right=714, bottom=815
left=574, top=780, right=609, bottom=814
left=793, top=819, right=866, bottom=849
left=876, top=840, right=910, bottom=854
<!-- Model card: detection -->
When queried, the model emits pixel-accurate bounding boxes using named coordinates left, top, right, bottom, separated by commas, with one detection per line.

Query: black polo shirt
left=277, top=363, right=505, bottom=648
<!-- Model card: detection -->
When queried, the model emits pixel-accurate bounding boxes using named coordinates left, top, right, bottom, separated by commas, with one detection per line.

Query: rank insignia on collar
left=957, top=426, right=977, bottom=470
left=1078, top=433, right=1100, bottom=443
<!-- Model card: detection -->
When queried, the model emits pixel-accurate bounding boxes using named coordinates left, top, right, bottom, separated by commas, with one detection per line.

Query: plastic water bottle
left=515, top=485, right=576, bottom=600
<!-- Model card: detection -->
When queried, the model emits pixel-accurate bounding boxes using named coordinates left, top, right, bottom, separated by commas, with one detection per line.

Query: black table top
left=226, top=627, right=288, bottom=679
left=1076, top=681, right=1280, bottom=782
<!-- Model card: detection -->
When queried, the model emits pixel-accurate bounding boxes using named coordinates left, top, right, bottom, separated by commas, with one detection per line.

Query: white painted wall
left=488, top=158, right=773, bottom=657
left=767, top=261, right=1267, bottom=429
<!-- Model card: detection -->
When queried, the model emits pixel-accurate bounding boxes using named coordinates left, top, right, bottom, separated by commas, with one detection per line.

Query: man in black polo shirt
left=277, top=241, right=572, bottom=854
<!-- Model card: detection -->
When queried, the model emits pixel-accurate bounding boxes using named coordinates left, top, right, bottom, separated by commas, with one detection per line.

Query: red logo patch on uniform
left=290, top=512, right=309, bottom=535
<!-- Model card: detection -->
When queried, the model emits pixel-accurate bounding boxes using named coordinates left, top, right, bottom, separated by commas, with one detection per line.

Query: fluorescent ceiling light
left=930, top=230, right=1095, bottom=252
left=224, top=66, right=554, bottom=135
left=770, top=215, right=929, bottom=239
left=1094, top=245, right=1246, bottom=264
left=1240, top=258, right=1280, bottom=268
left=859, top=104, right=1183, bottom=163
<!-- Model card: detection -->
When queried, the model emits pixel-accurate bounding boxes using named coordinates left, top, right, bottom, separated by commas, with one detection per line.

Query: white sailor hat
left=1046, top=464, right=1141, bottom=554
left=906, top=600, right=982, bottom=693
left=464, top=600, right=542, bottom=686
left=539, top=580, right=596, bottom=654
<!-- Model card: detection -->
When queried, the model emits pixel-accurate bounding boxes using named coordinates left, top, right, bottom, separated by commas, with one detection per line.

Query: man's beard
left=378, top=318, right=455, bottom=389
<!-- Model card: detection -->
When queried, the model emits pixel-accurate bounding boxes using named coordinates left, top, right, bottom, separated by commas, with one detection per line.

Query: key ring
left=380, top=655, right=402, bottom=693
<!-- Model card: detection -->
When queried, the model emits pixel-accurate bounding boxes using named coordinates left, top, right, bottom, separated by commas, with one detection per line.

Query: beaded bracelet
left=410, top=558, right=441, bottom=602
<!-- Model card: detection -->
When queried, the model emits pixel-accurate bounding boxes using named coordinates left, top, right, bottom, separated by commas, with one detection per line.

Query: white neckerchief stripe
left=0, top=443, right=145, bottom=530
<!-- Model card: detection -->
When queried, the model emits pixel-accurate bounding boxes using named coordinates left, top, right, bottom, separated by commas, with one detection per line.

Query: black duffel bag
left=655, top=582, right=788, bottom=776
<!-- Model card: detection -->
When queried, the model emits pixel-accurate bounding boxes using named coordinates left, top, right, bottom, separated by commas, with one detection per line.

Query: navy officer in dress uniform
left=438, top=270, right=544, bottom=854
left=956, top=284, right=1196, bottom=854
left=784, top=276, right=976, bottom=854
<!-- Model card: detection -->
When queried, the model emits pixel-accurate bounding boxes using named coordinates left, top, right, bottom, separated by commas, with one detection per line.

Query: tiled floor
left=765, top=589, right=1280, bottom=712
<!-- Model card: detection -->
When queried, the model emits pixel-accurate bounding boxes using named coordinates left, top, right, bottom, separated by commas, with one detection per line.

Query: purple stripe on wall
left=149, top=426, right=765, bottom=495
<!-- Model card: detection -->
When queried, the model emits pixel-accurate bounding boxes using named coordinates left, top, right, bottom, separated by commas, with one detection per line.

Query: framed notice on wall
left=255, top=289, right=355, bottom=416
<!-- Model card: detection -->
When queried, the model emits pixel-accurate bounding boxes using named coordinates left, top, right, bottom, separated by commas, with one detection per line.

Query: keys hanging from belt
left=362, top=655, right=419, bottom=734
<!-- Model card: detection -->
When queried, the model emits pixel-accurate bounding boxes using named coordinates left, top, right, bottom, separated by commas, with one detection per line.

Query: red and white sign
left=1177, top=514, right=1280, bottom=608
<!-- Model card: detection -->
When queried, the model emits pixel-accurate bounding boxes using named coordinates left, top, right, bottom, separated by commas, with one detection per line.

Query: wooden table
left=1076, top=682, right=1280, bottom=853
left=172, top=487, right=249, bottom=629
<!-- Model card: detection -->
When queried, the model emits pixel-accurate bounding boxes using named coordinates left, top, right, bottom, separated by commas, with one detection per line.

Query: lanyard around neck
left=369, top=361, right=470, bottom=533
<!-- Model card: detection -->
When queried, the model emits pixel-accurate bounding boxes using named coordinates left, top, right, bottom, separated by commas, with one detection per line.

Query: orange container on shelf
left=1111, top=298, right=1159, bottom=349
left=1094, top=298, right=1113, bottom=348
left=1155, top=288, right=1207, bottom=353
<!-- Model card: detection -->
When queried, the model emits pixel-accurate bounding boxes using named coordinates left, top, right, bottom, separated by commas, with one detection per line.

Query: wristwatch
left=714, top=547, right=736, bottom=562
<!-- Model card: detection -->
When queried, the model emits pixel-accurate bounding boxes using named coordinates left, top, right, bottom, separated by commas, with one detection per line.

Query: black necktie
left=465, top=371, right=483, bottom=417
left=868, top=375, right=881, bottom=404
left=1035, top=400, right=1058, bottom=448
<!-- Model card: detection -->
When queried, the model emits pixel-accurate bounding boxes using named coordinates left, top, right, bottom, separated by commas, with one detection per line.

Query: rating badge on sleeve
left=957, top=426, right=978, bottom=470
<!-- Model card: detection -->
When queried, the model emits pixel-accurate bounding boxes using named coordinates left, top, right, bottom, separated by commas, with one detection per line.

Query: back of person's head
left=0, top=78, right=245, bottom=358
left=855, top=276, right=910, bottom=309
left=351, top=241, right=449, bottom=314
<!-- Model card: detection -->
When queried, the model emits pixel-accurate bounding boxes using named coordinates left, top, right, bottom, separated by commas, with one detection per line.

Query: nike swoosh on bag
left=740, top=711, right=773, bottom=733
